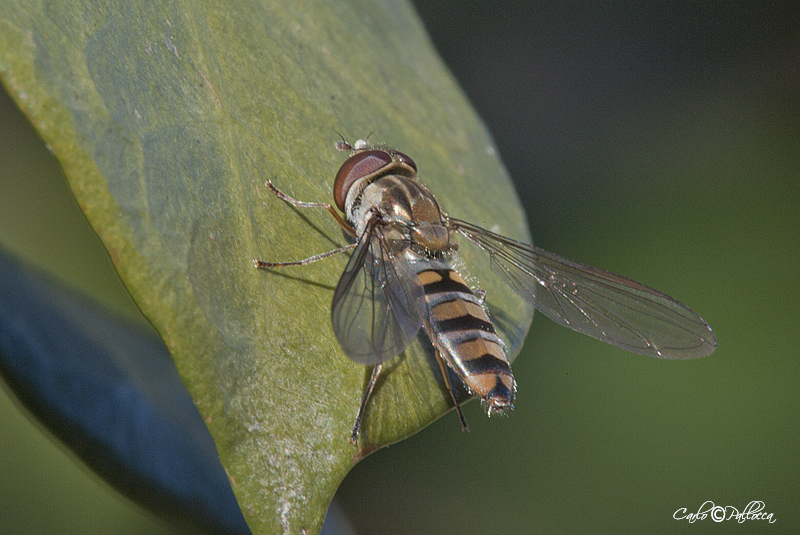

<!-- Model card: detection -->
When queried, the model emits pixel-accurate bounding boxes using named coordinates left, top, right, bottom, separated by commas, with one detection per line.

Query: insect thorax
left=347, top=174, right=453, bottom=255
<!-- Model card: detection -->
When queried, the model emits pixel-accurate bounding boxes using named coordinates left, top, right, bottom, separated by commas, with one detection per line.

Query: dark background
left=336, top=2, right=799, bottom=534
left=1, top=1, right=797, bottom=534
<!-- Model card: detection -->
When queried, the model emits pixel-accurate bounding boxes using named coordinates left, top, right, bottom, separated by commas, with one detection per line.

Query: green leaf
left=0, top=1, right=532, bottom=533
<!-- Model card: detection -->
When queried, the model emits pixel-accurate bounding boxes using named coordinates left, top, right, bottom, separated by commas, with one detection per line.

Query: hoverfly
left=254, top=139, right=716, bottom=443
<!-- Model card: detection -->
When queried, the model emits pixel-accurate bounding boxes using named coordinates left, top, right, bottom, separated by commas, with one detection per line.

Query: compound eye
left=333, top=150, right=393, bottom=211
left=393, top=151, right=417, bottom=173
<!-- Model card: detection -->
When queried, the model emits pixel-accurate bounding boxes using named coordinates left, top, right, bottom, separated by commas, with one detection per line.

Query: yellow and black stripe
left=416, top=268, right=516, bottom=413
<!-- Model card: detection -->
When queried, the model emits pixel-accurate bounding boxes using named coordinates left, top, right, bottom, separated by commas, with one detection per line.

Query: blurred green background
left=1, top=2, right=797, bottom=534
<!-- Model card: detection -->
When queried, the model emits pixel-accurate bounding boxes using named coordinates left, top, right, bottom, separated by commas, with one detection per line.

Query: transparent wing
left=331, top=218, right=426, bottom=365
left=451, top=218, right=716, bottom=359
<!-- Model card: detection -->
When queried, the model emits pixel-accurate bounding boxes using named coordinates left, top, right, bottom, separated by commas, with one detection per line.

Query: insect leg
left=435, top=350, right=468, bottom=431
left=350, top=363, right=382, bottom=444
left=254, top=243, right=356, bottom=269
left=265, top=180, right=355, bottom=237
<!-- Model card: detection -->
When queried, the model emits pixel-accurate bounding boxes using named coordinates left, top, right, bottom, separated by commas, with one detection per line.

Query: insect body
left=255, top=139, right=716, bottom=443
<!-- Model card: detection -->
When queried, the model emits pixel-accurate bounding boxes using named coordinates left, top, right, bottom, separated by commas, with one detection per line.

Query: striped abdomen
left=416, top=267, right=516, bottom=414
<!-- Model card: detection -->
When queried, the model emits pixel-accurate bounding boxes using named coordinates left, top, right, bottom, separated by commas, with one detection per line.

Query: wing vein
left=451, top=218, right=716, bottom=359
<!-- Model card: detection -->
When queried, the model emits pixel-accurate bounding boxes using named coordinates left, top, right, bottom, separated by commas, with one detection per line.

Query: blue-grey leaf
left=0, top=248, right=250, bottom=535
